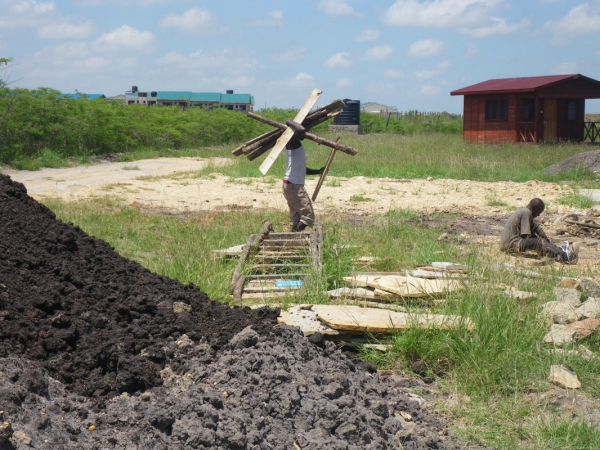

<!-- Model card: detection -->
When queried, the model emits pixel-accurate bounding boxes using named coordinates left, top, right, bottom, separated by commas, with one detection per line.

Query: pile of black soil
left=0, top=326, right=491, bottom=449
left=0, top=174, right=490, bottom=449
left=0, top=174, right=278, bottom=396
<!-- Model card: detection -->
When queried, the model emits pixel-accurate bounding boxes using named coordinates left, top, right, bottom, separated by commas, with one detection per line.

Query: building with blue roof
left=59, top=94, right=106, bottom=100
left=111, top=86, right=254, bottom=111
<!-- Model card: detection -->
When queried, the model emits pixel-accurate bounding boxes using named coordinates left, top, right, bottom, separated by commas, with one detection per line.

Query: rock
left=560, top=278, right=580, bottom=290
left=548, top=365, right=581, bottom=390
left=579, top=278, right=600, bottom=299
left=175, top=334, right=193, bottom=348
left=576, top=298, right=600, bottom=318
left=172, top=302, right=192, bottom=314
left=0, top=422, right=12, bottom=445
left=543, top=325, right=576, bottom=346
left=229, top=327, right=259, bottom=349
left=564, top=318, right=600, bottom=339
left=539, top=301, right=582, bottom=325
left=553, top=288, right=581, bottom=307
left=363, top=344, right=390, bottom=352
left=426, top=177, right=433, bottom=181
left=12, top=430, right=32, bottom=446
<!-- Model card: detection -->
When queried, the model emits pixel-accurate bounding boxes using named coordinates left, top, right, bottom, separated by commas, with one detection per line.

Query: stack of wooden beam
left=232, top=99, right=358, bottom=161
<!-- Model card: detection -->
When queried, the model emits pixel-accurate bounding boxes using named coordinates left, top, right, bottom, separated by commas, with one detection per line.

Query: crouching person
left=500, top=198, right=579, bottom=264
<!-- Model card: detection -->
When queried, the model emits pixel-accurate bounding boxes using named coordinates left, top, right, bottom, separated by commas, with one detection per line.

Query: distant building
left=361, top=102, right=398, bottom=114
left=59, top=94, right=106, bottom=99
left=110, top=87, right=254, bottom=111
left=451, top=74, right=600, bottom=143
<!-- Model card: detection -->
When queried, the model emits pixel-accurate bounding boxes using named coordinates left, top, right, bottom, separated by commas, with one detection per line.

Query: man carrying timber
left=500, top=198, right=580, bottom=264
left=283, top=118, right=324, bottom=232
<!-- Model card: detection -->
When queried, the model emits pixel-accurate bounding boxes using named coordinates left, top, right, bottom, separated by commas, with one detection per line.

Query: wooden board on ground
left=313, top=305, right=476, bottom=333
left=343, top=274, right=464, bottom=297
left=242, top=291, right=289, bottom=301
left=327, top=287, right=400, bottom=300
left=411, top=269, right=467, bottom=279
left=259, top=88, right=322, bottom=175
left=278, top=305, right=348, bottom=336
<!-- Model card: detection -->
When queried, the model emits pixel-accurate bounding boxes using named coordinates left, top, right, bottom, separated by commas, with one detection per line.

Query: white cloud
left=463, top=42, right=480, bottom=59
left=465, top=17, right=529, bottom=38
left=71, top=0, right=174, bottom=5
left=317, top=0, right=360, bottom=17
left=383, top=69, right=404, bottom=79
left=92, top=25, right=157, bottom=53
left=365, top=81, right=395, bottom=94
left=323, top=52, right=354, bottom=69
left=270, top=48, right=307, bottom=63
left=157, top=7, right=224, bottom=36
left=155, top=48, right=259, bottom=72
left=407, top=38, right=445, bottom=57
left=250, top=10, right=285, bottom=27
left=0, top=0, right=96, bottom=39
left=549, top=62, right=579, bottom=75
left=544, top=3, right=600, bottom=46
left=269, top=72, right=316, bottom=90
left=38, top=19, right=96, bottom=39
left=365, top=44, right=394, bottom=61
left=353, top=29, right=380, bottom=41
left=382, top=0, right=527, bottom=37
left=413, top=60, right=450, bottom=80
left=418, top=85, right=441, bottom=96
left=335, top=78, right=353, bottom=88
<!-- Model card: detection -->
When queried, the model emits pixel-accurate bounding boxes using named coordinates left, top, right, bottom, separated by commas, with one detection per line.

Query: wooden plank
left=229, top=234, right=257, bottom=293
left=277, top=305, right=347, bottom=336
left=343, top=274, right=464, bottom=298
left=246, top=273, right=309, bottom=280
left=251, top=263, right=311, bottom=269
left=313, top=305, right=475, bottom=333
left=265, top=232, right=312, bottom=239
left=312, top=139, right=339, bottom=201
left=233, top=275, right=245, bottom=305
left=242, top=292, right=288, bottom=300
left=259, top=88, right=322, bottom=175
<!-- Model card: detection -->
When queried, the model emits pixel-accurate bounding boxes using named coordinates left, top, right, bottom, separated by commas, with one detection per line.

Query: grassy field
left=14, top=133, right=595, bottom=183
left=44, top=197, right=600, bottom=449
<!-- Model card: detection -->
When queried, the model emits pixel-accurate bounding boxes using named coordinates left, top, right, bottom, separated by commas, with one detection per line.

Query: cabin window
left=523, top=99, right=535, bottom=121
left=485, top=99, right=508, bottom=120
left=567, top=100, right=577, bottom=120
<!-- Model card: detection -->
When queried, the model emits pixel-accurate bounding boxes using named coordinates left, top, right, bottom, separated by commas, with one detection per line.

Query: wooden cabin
left=450, top=74, right=600, bottom=143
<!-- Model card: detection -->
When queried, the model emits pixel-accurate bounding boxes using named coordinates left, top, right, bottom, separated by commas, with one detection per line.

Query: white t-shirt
left=284, top=142, right=306, bottom=185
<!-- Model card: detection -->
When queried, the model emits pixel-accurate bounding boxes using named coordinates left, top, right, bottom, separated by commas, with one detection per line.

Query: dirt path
left=4, top=157, right=585, bottom=217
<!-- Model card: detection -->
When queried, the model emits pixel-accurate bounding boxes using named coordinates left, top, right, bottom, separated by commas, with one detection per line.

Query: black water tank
left=151, top=91, right=157, bottom=97
left=226, top=89, right=234, bottom=94
left=132, top=86, right=138, bottom=93
left=333, top=99, right=360, bottom=125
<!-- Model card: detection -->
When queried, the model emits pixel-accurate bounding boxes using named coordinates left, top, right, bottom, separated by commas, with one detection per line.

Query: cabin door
left=543, top=99, right=557, bottom=141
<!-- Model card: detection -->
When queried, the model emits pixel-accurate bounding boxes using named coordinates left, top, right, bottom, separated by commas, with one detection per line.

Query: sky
left=1, top=0, right=600, bottom=113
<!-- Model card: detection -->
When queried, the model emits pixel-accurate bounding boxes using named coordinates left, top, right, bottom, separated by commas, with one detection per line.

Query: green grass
left=558, top=193, right=594, bottom=209
left=83, top=133, right=596, bottom=184
left=349, top=194, right=374, bottom=202
left=38, top=199, right=600, bottom=449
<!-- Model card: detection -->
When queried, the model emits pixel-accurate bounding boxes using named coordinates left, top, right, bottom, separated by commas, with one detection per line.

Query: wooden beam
left=233, top=275, right=245, bottom=305
left=247, top=113, right=358, bottom=156
left=259, top=88, right=322, bottom=175
left=230, top=234, right=257, bottom=293
left=232, top=128, right=281, bottom=156
left=312, top=138, right=339, bottom=202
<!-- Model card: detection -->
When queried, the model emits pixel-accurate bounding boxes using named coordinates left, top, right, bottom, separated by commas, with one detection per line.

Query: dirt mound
left=545, top=150, right=600, bottom=175
left=0, top=327, right=490, bottom=449
left=0, top=174, right=278, bottom=397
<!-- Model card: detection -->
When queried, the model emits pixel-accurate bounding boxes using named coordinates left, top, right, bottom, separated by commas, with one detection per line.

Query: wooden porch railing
left=584, top=121, right=600, bottom=143
left=516, top=122, right=535, bottom=143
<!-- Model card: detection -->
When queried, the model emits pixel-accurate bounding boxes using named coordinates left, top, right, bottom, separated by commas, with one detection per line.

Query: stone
left=564, top=318, right=600, bottom=340
left=0, top=422, right=11, bottom=445
left=548, top=365, right=581, bottom=390
left=229, top=327, right=259, bottom=349
left=539, top=301, right=582, bottom=325
left=543, top=325, right=576, bottom=346
left=12, top=430, right=32, bottom=446
left=553, top=288, right=582, bottom=307
left=560, top=278, right=580, bottom=290
left=576, top=298, right=600, bottom=318
left=579, top=278, right=600, bottom=299
left=172, top=302, right=192, bottom=314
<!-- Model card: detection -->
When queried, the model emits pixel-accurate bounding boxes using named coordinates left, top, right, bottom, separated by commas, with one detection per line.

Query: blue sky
left=2, top=0, right=600, bottom=113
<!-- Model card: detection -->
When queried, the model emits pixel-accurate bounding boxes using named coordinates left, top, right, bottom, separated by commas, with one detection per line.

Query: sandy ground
left=3, top=157, right=587, bottom=217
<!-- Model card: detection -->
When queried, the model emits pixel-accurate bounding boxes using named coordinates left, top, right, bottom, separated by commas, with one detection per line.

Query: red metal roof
left=451, top=75, right=579, bottom=96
